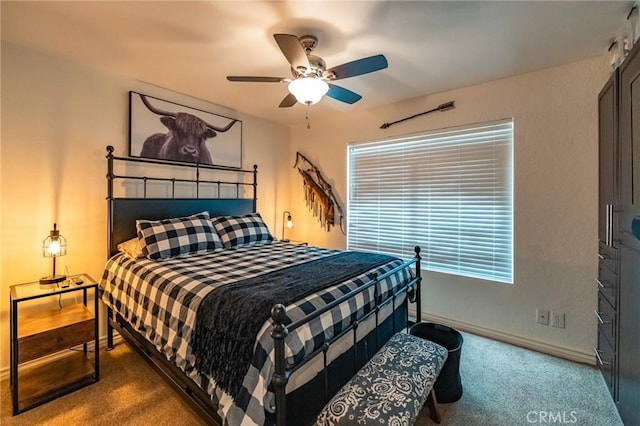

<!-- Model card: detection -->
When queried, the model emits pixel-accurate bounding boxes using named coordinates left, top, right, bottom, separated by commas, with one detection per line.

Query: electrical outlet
left=551, top=312, right=565, bottom=328
left=536, top=308, right=550, bottom=325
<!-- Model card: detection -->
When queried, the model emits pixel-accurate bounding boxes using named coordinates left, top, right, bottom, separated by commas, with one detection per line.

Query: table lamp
left=282, top=211, right=293, bottom=242
left=39, top=223, right=67, bottom=288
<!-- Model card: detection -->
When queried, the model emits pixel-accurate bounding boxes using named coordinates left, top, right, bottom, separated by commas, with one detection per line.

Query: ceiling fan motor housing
left=299, top=35, right=318, bottom=52
left=292, top=54, right=326, bottom=78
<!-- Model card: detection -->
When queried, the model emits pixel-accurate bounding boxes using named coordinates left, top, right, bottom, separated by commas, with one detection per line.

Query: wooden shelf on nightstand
left=17, top=351, right=97, bottom=410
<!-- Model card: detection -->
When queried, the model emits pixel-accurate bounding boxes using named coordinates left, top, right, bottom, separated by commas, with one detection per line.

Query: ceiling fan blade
left=325, top=54, right=388, bottom=80
left=279, top=93, right=297, bottom=108
left=326, top=84, right=362, bottom=104
left=273, top=33, right=310, bottom=72
left=227, top=76, right=286, bottom=83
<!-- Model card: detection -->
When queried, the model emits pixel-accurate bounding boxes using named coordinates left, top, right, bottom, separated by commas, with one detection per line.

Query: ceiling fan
left=227, top=33, right=388, bottom=108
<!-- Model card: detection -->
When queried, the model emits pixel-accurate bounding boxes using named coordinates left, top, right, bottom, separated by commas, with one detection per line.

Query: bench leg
left=426, top=389, right=442, bottom=424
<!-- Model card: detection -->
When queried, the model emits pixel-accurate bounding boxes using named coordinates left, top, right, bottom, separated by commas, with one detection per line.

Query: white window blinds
left=347, top=119, right=513, bottom=284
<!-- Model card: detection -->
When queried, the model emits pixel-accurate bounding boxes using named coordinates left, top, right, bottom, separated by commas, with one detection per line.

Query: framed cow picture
left=129, top=91, right=242, bottom=168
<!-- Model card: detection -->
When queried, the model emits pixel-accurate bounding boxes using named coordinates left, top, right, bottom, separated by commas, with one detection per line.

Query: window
left=347, top=119, right=513, bottom=284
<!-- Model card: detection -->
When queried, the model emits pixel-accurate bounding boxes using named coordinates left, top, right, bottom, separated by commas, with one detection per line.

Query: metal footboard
left=270, top=247, right=422, bottom=425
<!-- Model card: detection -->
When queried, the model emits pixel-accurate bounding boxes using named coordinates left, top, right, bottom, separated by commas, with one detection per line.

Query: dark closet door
left=599, top=71, right=617, bottom=247
left=617, top=41, right=640, bottom=426
left=617, top=241, right=640, bottom=423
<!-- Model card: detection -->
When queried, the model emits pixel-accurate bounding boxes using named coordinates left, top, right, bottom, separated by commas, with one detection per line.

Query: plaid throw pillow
left=211, top=212, right=275, bottom=248
left=136, top=212, right=222, bottom=260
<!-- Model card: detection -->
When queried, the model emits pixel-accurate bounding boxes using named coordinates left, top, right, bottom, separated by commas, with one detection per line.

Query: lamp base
left=39, top=274, right=67, bottom=289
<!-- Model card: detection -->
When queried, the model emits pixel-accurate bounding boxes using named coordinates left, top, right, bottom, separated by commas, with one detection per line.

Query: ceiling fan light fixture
left=288, top=77, right=329, bottom=105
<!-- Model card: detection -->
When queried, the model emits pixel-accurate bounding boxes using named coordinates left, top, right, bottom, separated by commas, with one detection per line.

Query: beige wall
left=0, top=42, right=291, bottom=369
left=287, top=56, right=611, bottom=362
left=0, top=39, right=611, bottom=369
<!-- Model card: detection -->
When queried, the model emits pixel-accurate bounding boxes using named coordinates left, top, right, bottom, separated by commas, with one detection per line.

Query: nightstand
left=9, top=274, right=100, bottom=415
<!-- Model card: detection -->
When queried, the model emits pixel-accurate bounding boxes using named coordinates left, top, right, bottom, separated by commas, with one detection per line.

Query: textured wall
left=0, top=40, right=612, bottom=368
left=0, top=42, right=291, bottom=370
left=289, top=56, right=611, bottom=361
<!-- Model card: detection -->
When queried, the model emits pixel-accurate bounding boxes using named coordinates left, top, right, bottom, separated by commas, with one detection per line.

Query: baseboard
left=414, top=310, right=596, bottom=366
left=2, top=315, right=595, bottom=382
left=0, top=333, right=124, bottom=382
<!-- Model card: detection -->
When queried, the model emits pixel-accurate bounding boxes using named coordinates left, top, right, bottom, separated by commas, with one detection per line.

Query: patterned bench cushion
left=316, top=332, right=448, bottom=425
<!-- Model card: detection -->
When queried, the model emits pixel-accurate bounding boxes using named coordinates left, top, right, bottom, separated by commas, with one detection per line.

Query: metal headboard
left=106, top=145, right=257, bottom=257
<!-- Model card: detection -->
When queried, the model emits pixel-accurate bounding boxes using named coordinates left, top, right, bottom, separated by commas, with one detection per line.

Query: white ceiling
left=1, top=1, right=633, bottom=126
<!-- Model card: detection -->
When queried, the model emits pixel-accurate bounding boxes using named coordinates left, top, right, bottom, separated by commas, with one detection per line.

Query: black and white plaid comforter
left=100, top=241, right=412, bottom=426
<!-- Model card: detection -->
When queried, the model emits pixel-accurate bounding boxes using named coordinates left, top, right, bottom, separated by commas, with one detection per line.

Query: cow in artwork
left=139, top=94, right=237, bottom=164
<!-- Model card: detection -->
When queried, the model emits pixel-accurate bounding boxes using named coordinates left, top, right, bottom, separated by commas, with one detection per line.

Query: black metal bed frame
left=103, top=146, right=422, bottom=425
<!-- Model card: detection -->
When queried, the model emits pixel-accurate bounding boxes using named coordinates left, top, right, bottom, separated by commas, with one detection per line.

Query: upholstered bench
left=316, top=332, right=448, bottom=425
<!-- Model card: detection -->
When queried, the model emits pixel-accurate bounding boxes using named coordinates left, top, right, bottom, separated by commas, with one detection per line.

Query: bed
left=100, top=146, right=422, bottom=425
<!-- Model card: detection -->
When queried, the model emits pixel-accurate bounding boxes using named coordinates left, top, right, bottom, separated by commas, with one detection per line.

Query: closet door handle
left=609, top=204, right=614, bottom=245
left=593, top=347, right=610, bottom=366
left=606, top=204, right=611, bottom=246
left=597, top=252, right=605, bottom=260
left=595, top=310, right=611, bottom=325
left=595, top=278, right=609, bottom=289
left=605, top=204, right=615, bottom=246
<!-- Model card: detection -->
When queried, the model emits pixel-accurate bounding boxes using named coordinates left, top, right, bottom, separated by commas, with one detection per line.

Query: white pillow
left=117, top=237, right=144, bottom=259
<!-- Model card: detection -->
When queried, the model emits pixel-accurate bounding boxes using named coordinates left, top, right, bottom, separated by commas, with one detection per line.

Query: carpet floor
left=1, top=332, right=623, bottom=425
left=415, top=332, right=623, bottom=426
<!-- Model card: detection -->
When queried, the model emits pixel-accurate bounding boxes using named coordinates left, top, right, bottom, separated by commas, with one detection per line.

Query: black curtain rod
left=379, top=101, right=455, bottom=129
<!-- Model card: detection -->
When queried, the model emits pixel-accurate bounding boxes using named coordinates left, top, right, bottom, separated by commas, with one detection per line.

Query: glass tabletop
left=10, top=273, right=97, bottom=302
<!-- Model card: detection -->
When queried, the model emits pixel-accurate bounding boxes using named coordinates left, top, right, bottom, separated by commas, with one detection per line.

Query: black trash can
left=410, top=322, right=463, bottom=403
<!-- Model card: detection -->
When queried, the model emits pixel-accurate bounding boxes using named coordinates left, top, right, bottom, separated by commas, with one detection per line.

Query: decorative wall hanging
left=129, top=91, right=242, bottom=168
left=379, top=101, right=455, bottom=129
left=294, top=152, right=345, bottom=234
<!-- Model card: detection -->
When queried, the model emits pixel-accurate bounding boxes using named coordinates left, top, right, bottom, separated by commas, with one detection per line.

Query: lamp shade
left=40, top=223, right=67, bottom=287
left=288, top=78, right=329, bottom=105
left=43, top=227, right=67, bottom=257
left=282, top=211, right=293, bottom=241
